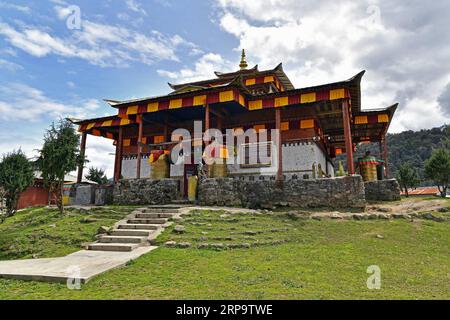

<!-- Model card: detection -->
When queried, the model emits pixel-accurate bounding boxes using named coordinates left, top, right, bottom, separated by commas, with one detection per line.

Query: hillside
left=337, top=125, right=449, bottom=183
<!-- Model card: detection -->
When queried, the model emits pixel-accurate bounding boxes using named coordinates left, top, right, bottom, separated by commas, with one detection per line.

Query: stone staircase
left=87, top=206, right=181, bottom=252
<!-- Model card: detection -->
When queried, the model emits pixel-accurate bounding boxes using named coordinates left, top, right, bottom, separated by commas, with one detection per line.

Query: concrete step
left=118, top=224, right=158, bottom=230
left=128, top=218, right=168, bottom=225
left=87, top=243, right=139, bottom=252
left=142, top=208, right=180, bottom=213
left=135, top=213, right=173, bottom=219
left=99, top=235, right=146, bottom=244
left=171, top=200, right=192, bottom=205
left=109, top=229, right=153, bottom=237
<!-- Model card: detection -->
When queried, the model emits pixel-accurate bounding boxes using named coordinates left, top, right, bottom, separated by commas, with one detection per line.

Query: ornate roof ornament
left=239, top=49, right=248, bottom=70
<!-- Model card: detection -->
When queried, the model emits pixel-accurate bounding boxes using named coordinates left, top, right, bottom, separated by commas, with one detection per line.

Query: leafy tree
left=38, top=120, right=84, bottom=214
left=0, top=150, right=35, bottom=218
left=424, top=148, right=450, bottom=198
left=85, top=167, right=108, bottom=185
left=396, top=163, right=420, bottom=197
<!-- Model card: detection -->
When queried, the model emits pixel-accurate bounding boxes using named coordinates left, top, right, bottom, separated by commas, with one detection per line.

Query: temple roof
left=167, top=63, right=295, bottom=91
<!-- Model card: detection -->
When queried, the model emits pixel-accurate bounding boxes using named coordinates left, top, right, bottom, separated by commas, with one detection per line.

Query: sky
left=0, top=0, right=449, bottom=178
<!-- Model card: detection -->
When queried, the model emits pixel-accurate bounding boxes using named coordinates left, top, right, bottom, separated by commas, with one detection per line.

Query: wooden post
left=77, top=132, right=87, bottom=183
left=136, top=115, right=143, bottom=179
left=114, top=127, right=123, bottom=182
left=342, top=100, right=355, bottom=175
left=383, top=137, right=389, bottom=178
left=205, top=103, right=210, bottom=133
left=275, top=108, right=283, bottom=182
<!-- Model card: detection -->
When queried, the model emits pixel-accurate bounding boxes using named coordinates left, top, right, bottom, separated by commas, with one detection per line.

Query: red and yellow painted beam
left=247, top=88, right=350, bottom=111
left=78, top=118, right=135, bottom=134
left=354, top=114, right=389, bottom=125
left=118, top=89, right=245, bottom=118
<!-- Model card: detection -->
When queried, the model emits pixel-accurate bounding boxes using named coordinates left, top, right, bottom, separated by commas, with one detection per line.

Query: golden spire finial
left=239, top=49, right=248, bottom=70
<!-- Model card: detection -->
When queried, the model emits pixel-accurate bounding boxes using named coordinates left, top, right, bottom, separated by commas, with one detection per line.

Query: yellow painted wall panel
left=248, top=100, right=263, bottom=110
left=126, top=105, right=138, bottom=115
left=147, top=102, right=159, bottom=113
left=245, top=78, right=256, bottom=86
left=281, top=121, right=289, bottom=131
left=193, top=95, right=206, bottom=106
left=154, top=135, right=165, bottom=144
left=329, top=89, right=345, bottom=100
left=300, top=92, right=317, bottom=104
left=355, top=116, right=368, bottom=124
left=219, top=90, right=234, bottom=102
left=169, top=99, right=183, bottom=109
left=102, top=120, right=113, bottom=127
left=275, top=96, right=289, bottom=107
left=378, top=114, right=389, bottom=123
left=264, top=76, right=274, bottom=83
left=253, top=124, right=266, bottom=133
left=300, top=119, right=315, bottom=129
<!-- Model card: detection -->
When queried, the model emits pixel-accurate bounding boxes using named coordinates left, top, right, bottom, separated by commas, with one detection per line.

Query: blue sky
left=1, top=0, right=449, bottom=177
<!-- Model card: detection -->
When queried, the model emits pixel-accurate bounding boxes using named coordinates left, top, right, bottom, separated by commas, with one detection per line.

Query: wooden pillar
left=383, top=137, right=389, bottom=178
left=205, top=103, right=210, bottom=133
left=136, top=115, right=143, bottom=179
left=275, top=108, right=283, bottom=182
left=114, top=127, right=123, bottom=183
left=342, top=100, right=355, bottom=175
left=77, top=132, right=87, bottom=183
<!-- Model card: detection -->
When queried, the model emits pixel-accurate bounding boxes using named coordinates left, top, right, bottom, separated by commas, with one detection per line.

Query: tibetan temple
left=74, top=50, right=397, bottom=196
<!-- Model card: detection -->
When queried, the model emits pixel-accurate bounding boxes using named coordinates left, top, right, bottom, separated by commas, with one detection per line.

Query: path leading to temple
left=0, top=206, right=183, bottom=283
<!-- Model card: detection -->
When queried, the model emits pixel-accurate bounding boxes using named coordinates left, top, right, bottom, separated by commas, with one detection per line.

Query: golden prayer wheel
left=208, top=158, right=228, bottom=178
left=149, top=151, right=170, bottom=180
left=359, top=156, right=379, bottom=182
left=204, top=145, right=229, bottom=178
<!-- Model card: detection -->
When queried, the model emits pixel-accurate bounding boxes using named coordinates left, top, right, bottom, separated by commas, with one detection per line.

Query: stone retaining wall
left=364, top=179, right=401, bottom=202
left=198, top=176, right=366, bottom=209
left=113, top=179, right=179, bottom=205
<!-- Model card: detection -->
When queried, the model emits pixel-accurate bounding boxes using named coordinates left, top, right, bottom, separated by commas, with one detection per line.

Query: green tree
left=424, top=148, right=450, bottom=198
left=38, top=120, right=84, bottom=214
left=0, top=150, right=35, bottom=218
left=396, top=163, right=420, bottom=197
left=85, top=167, right=108, bottom=185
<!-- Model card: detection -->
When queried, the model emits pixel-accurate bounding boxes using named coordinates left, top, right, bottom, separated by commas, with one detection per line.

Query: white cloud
left=126, top=0, right=147, bottom=15
left=213, top=0, right=450, bottom=132
left=0, top=58, right=23, bottom=72
left=0, top=83, right=101, bottom=122
left=157, top=53, right=234, bottom=83
left=0, top=2, right=31, bottom=14
left=0, top=18, right=198, bottom=67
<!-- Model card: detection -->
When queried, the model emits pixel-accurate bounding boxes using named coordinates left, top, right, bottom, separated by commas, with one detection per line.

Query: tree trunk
left=57, top=180, right=64, bottom=215
left=404, top=185, right=409, bottom=197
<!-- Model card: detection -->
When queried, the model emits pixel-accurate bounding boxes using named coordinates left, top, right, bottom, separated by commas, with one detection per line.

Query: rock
left=368, top=214, right=378, bottom=220
left=199, top=236, right=207, bottom=242
left=48, top=224, right=56, bottom=228
left=97, top=226, right=110, bottom=234
left=210, top=243, right=225, bottom=250
left=312, top=216, right=322, bottom=221
left=278, top=202, right=289, bottom=207
left=219, top=214, right=230, bottom=219
left=244, top=231, right=257, bottom=236
left=331, top=213, right=343, bottom=220
left=392, top=213, right=407, bottom=219
left=376, top=234, right=384, bottom=239
left=164, top=241, right=177, bottom=247
left=80, top=217, right=98, bottom=223
left=437, top=207, right=450, bottom=213
left=173, top=225, right=186, bottom=234
left=352, top=214, right=364, bottom=220
left=177, top=242, right=191, bottom=248
left=201, top=231, right=209, bottom=235
left=377, top=207, right=393, bottom=213
left=197, top=244, right=210, bottom=249
left=377, top=213, right=390, bottom=220
left=421, top=213, right=445, bottom=222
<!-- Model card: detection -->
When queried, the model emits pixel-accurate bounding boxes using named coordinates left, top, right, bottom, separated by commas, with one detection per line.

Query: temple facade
left=74, top=50, right=397, bottom=197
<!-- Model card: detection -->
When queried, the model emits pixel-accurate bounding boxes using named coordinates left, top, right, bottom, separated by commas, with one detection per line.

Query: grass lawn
left=0, top=201, right=449, bottom=300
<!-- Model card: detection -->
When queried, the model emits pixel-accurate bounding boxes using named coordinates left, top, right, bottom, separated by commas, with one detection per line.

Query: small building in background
left=17, top=172, right=96, bottom=210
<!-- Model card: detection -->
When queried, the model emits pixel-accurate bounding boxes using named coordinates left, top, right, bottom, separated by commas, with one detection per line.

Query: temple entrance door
left=183, top=164, right=197, bottom=198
